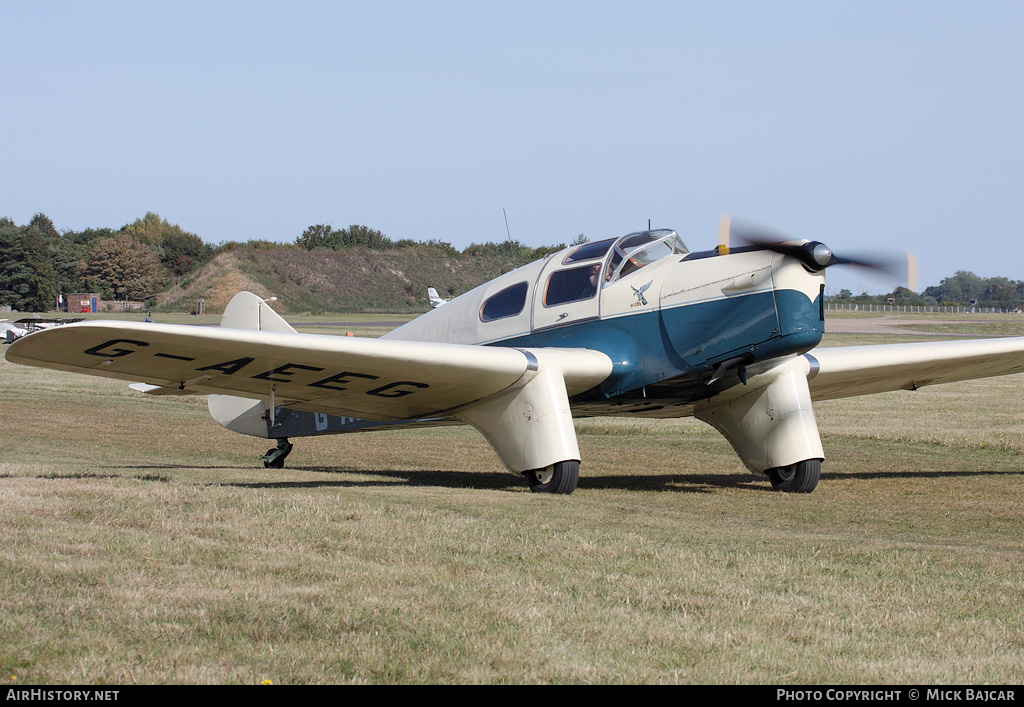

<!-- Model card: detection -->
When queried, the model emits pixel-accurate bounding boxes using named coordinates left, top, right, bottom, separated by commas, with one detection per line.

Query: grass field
left=1, top=311, right=1022, bottom=684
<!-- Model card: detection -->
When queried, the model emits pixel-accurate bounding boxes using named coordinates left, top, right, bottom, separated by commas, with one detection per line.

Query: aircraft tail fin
left=220, top=291, right=296, bottom=333
left=209, top=291, right=295, bottom=438
left=427, top=286, right=448, bottom=308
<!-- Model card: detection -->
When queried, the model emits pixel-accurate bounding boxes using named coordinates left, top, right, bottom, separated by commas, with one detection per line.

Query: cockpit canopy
left=478, top=229, right=691, bottom=323
left=562, top=229, right=688, bottom=286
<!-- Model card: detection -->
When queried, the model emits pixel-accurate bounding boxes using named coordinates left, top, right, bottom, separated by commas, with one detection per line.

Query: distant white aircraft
left=0, top=321, right=26, bottom=343
left=427, top=286, right=451, bottom=308
left=1, top=314, right=89, bottom=343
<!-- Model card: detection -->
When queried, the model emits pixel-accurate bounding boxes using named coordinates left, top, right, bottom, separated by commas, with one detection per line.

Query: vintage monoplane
left=7, top=221, right=1024, bottom=494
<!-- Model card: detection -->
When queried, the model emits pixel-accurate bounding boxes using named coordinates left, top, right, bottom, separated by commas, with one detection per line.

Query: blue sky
left=3, top=1, right=1022, bottom=294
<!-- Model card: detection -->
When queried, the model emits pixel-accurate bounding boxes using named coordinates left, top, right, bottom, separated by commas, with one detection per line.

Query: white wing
left=5, top=320, right=612, bottom=421
left=805, top=338, right=1024, bottom=401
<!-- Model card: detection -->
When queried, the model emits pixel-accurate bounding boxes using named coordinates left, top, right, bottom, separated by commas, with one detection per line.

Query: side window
left=545, top=264, right=601, bottom=306
left=480, top=282, right=529, bottom=322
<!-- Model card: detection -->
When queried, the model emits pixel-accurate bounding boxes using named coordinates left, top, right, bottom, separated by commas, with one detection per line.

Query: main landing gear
left=261, top=438, right=293, bottom=469
left=766, top=458, right=821, bottom=493
left=525, top=460, right=580, bottom=494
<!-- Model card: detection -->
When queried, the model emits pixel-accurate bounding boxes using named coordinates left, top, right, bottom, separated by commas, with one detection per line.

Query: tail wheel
left=261, top=439, right=293, bottom=469
left=526, top=460, right=580, bottom=494
left=767, top=459, right=821, bottom=493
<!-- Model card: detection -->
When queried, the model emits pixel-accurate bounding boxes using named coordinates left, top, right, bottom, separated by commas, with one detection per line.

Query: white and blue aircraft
left=7, top=223, right=1024, bottom=494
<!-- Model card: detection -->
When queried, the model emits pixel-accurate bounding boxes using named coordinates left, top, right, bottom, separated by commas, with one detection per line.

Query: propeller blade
left=727, top=219, right=919, bottom=291
left=718, top=214, right=731, bottom=254
left=814, top=249, right=920, bottom=292
left=907, top=252, right=919, bottom=293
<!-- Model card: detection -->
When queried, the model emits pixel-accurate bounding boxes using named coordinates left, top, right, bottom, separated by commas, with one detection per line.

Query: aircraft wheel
left=261, top=439, right=293, bottom=469
left=526, top=460, right=580, bottom=494
left=767, top=459, right=821, bottom=493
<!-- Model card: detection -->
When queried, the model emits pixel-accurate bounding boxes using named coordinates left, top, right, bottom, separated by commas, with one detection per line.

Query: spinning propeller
left=718, top=214, right=919, bottom=292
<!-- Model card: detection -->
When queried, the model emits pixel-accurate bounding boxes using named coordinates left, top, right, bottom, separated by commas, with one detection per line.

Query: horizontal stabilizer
left=129, top=382, right=198, bottom=396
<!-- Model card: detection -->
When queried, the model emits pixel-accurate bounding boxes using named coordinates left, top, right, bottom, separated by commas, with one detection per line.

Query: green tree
left=0, top=223, right=35, bottom=310
left=123, top=212, right=210, bottom=275
left=297, top=224, right=333, bottom=250
left=85, top=234, right=164, bottom=301
left=924, top=271, right=985, bottom=305
left=162, top=228, right=213, bottom=276
left=0, top=222, right=56, bottom=311
left=923, top=271, right=1024, bottom=309
left=982, top=277, right=1020, bottom=310
left=29, top=212, right=60, bottom=242
left=22, top=225, right=56, bottom=310
left=54, top=228, right=117, bottom=294
left=123, top=212, right=171, bottom=245
left=324, top=225, right=393, bottom=250
left=421, top=239, right=460, bottom=256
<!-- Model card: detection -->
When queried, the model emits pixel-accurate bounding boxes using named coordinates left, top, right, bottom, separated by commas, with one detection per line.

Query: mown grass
left=0, top=311, right=1021, bottom=684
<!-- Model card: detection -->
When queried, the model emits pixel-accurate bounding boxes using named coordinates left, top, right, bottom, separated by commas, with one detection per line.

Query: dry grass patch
left=1, top=314, right=1023, bottom=684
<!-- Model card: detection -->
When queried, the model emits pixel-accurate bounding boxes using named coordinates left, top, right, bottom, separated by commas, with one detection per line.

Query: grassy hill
left=155, top=244, right=529, bottom=314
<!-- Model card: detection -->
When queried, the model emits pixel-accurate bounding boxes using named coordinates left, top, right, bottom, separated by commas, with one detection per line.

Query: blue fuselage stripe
left=491, top=288, right=824, bottom=404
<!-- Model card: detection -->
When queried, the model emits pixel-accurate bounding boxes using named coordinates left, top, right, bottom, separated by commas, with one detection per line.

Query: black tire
left=767, top=458, right=821, bottom=493
left=261, top=440, right=293, bottom=469
left=526, top=460, right=580, bottom=494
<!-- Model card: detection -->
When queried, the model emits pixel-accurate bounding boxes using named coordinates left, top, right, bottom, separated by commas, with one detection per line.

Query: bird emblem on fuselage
left=631, top=281, right=652, bottom=307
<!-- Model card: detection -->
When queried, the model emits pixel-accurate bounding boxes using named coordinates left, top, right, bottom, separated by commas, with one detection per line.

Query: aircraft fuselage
left=384, top=230, right=826, bottom=416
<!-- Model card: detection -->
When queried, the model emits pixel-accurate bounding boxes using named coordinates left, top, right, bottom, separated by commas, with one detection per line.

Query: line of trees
left=0, top=212, right=214, bottom=311
left=0, top=214, right=569, bottom=313
left=831, top=272, right=1024, bottom=311
left=294, top=222, right=565, bottom=262
left=6, top=211, right=1023, bottom=313
left=923, top=271, right=1024, bottom=310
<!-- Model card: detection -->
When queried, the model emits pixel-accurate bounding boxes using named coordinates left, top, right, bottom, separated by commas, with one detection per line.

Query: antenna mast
left=503, top=208, right=516, bottom=266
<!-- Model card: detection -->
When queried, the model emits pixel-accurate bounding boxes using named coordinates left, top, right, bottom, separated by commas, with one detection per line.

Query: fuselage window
left=545, top=264, right=601, bottom=306
left=480, top=282, right=529, bottom=322
left=562, top=237, right=616, bottom=264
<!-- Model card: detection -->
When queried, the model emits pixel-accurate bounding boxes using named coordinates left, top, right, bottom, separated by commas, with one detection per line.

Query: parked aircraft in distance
left=1, top=320, right=26, bottom=343
left=8, top=218, right=1024, bottom=494
left=2, top=316, right=83, bottom=343
left=427, top=286, right=450, bottom=308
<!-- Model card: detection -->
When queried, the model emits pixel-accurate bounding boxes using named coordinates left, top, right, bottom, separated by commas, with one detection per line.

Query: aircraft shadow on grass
left=103, top=464, right=1024, bottom=494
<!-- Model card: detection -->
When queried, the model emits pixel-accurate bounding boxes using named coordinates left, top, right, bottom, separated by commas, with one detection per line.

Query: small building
left=66, top=293, right=101, bottom=313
